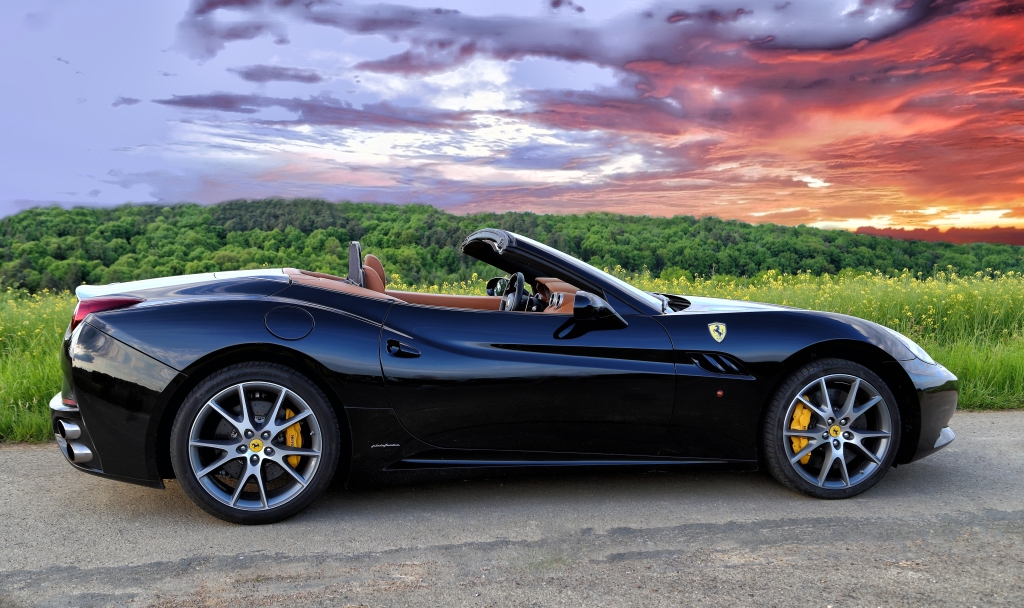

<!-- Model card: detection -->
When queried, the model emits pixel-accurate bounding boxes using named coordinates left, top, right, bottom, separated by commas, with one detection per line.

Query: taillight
left=70, top=297, right=144, bottom=331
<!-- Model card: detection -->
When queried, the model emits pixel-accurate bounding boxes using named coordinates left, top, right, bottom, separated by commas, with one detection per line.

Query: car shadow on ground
left=24, top=436, right=971, bottom=529
left=111, top=453, right=961, bottom=526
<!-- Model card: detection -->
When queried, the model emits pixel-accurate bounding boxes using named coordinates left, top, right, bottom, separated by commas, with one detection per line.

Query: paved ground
left=1, top=411, right=1022, bottom=607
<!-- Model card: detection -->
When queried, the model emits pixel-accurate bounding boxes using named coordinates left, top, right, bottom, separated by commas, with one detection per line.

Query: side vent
left=689, top=352, right=749, bottom=376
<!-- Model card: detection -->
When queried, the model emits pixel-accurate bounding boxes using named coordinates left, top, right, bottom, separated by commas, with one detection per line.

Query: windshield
left=515, top=235, right=666, bottom=312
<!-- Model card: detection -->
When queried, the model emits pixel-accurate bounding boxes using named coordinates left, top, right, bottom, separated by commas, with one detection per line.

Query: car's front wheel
left=170, top=362, right=340, bottom=524
left=763, top=358, right=901, bottom=499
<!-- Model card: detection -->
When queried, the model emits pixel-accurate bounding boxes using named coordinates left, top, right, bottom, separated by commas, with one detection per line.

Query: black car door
left=379, top=300, right=675, bottom=456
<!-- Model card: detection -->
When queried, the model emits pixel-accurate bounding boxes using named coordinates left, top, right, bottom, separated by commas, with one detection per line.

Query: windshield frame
left=512, top=235, right=667, bottom=314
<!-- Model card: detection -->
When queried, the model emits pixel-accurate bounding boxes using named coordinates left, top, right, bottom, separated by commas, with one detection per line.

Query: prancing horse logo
left=708, top=322, right=727, bottom=343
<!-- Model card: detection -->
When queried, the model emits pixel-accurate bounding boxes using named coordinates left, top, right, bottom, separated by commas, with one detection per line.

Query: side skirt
left=391, top=451, right=744, bottom=470
left=344, top=406, right=757, bottom=488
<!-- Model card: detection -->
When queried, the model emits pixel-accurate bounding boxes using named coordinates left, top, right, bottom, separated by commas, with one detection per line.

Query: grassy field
left=3, top=270, right=1022, bottom=442
left=0, top=288, right=76, bottom=442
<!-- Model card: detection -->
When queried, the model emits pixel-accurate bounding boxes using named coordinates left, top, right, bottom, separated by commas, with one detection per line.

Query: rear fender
left=153, top=343, right=357, bottom=480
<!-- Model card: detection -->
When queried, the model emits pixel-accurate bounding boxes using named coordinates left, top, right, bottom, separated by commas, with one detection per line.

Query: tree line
left=2, top=198, right=1023, bottom=293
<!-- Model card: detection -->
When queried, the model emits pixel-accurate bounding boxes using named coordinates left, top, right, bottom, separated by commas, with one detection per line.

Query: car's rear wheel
left=763, top=358, right=900, bottom=499
left=170, top=362, right=340, bottom=524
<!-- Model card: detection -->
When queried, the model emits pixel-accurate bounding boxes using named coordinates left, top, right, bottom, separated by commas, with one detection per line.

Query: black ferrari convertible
left=51, top=228, right=958, bottom=523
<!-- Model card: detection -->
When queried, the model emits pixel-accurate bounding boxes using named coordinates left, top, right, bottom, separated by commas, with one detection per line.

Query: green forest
left=3, top=199, right=1024, bottom=292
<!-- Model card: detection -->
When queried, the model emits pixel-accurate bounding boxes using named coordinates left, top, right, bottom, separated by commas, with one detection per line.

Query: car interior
left=283, top=241, right=579, bottom=313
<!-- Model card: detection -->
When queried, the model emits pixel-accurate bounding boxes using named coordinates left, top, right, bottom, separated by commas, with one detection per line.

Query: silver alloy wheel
left=187, top=381, right=323, bottom=511
left=783, top=373, right=892, bottom=489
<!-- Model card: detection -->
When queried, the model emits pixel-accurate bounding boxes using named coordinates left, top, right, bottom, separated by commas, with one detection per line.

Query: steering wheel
left=499, top=272, right=525, bottom=311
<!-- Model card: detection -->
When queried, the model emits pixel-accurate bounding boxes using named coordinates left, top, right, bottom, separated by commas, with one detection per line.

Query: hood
left=665, top=295, right=792, bottom=314
left=656, top=294, right=918, bottom=362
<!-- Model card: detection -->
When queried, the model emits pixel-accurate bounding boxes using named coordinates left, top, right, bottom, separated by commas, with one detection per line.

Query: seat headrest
left=363, top=265, right=385, bottom=293
left=364, top=254, right=387, bottom=287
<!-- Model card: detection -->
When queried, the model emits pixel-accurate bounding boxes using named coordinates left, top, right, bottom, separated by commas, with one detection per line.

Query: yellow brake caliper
left=284, top=408, right=302, bottom=468
left=790, top=400, right=812, bottom=464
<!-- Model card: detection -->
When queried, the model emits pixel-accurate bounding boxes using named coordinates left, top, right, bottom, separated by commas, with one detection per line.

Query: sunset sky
left=3, top=0, right=1023, bottom=232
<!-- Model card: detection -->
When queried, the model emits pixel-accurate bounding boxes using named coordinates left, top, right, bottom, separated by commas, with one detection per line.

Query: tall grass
left=2, top=270, right=1021, bottom=442
left=0, top=288, right=76, bottom=442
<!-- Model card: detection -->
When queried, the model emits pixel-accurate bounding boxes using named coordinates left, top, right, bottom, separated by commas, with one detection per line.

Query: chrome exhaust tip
left=66, top=442, right=93, bottom=464
left=56, top=419, right=81, bottom=440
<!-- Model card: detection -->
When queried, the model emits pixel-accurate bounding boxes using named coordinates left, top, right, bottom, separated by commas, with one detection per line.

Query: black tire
left=763, top=358, right=901, bottom=499
left=170, top=362, right=340, bottom=524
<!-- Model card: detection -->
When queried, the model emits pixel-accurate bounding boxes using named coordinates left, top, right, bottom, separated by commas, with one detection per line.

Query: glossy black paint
left=53, top=230, right=959, bottom=492
left=60, top=322, right=184, bottom=485
left=900, top=357, right=960, bottom=461
left=265, top=306, right=315, bottom=340
left=652, top=303, right=922, bottom=461
left=381, top=304, right=675, bottom=455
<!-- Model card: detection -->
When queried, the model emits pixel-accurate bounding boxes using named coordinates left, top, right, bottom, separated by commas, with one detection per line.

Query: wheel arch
left=755, top=339, right=920, bottom=466
left=153, top=344, right=353, bottom=481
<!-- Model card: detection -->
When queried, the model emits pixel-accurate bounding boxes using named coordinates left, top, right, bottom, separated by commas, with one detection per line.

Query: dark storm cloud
left=354, top=43, right=480, bottom=75
left=111, top=97, right=141, bottom=107
left=550, top=0, right=586, bottom=13
left=175, top=1, right=289, bottom=60
left=155, top=92, right=264, bottom=113
left=190, top=0, right=264, bottom=15
left=175, top=0, right=935, bottom=68
left=511, top=89, right=691, bottom=135
left=993, top=2, right=1024, bottom=16
left=152, top=92, right=472, bottom=128
left=228, top=64, right=323, bottom=83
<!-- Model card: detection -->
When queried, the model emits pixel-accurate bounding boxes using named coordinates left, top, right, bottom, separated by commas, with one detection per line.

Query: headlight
left=883, top=326, right=936, bottom=365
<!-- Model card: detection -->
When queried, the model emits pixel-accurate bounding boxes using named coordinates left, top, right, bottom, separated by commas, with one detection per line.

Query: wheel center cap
left=828, top=425, right=842, bottom=438
left=249, top=438, right=264, bottom=452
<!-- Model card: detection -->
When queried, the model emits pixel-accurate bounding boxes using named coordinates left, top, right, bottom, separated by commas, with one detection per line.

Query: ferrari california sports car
left=51, top=228, right=958, bottom=524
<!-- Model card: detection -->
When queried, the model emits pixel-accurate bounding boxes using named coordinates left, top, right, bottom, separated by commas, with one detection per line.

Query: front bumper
left=900, top=358, right=959, bottom=462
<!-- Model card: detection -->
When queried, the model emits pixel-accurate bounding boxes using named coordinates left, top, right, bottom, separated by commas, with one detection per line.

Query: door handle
left=386, top=339, right=420, bottom=358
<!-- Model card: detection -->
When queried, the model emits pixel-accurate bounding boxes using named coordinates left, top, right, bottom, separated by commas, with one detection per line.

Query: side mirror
left=486, top=276, right=508, bottom=296
left=573, top=291, right=628, bottom=329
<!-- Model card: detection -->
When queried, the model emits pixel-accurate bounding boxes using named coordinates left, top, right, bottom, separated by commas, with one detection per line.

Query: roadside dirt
left=2, top=411, right=1022, bottom=607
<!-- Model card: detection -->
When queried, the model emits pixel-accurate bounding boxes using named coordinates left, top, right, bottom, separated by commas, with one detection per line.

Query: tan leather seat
left=361, top=254, right=387, bottom=294
left=282, top=268, right=396, bottom=301
left=385, top=290, right=502, bottom=310
left=360, top=253, right=503, bottom=309
left=363, top=265, right=386, bottom=293
left=364, top=255, right=387, bottom=286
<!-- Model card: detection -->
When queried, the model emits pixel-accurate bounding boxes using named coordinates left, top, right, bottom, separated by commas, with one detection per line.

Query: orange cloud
left=483, top=0, right=1024, bottom=231
left=146, top=0, right=1024, bottom=238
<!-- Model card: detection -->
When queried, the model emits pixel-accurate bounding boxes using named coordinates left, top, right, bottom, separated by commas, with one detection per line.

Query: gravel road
left=2, top=411, right=1023, bottom=607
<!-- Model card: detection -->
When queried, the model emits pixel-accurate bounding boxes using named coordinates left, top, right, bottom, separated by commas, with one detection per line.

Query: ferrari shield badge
left=708, top=322, right=727, bottom=343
